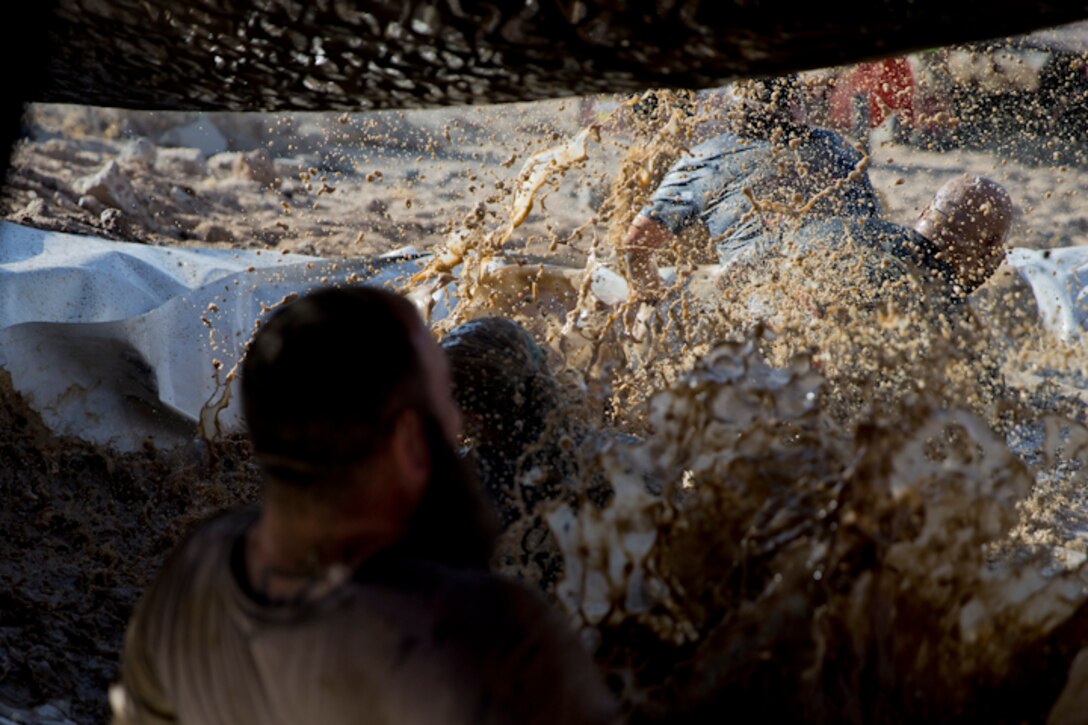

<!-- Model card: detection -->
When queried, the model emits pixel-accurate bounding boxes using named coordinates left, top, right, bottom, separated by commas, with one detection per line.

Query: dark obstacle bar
left=28, top=1, right=1088, bottom=111
left=2, top=2, right=1086, bottom=179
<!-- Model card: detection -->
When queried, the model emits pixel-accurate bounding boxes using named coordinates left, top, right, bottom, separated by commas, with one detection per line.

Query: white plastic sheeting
left=0, top=221, right=320, bottom=328
left=1007, top=246, right=1088, bottom=343
left=0, top=222, right=447, bottom=450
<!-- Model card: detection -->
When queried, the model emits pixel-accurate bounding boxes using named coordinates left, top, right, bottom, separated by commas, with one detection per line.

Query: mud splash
left=548, top=337, right=1088, bottom=722
left=428, top=90, right=1088, bottom=721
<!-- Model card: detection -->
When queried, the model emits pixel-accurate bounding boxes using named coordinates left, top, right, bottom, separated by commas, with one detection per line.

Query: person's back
left=786, top=215, right=958, bottom=306
left=644, top=128, right=877, bottom=264
left=718, top=173, right=1015, bottom=314
left=622, top=77, right=879, bottom=295
left=111, top=287, right=617, bottom=725
left=118, top=509, right=612, bottom=725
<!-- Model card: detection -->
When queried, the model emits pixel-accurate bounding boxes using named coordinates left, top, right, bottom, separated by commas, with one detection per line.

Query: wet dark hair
left=728, top=75, right=805, bottom=141
left=241, top=286, right=426, bottom=485
left=440, top=317, right=559, bottom=451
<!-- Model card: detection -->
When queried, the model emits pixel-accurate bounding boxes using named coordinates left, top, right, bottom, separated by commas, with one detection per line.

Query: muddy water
left=421, top=90, right=1088, bottom=722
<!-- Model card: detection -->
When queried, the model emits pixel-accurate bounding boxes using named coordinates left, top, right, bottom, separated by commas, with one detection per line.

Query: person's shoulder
left=384, top=562, right=578, bottom=662
left=856, top=217, right=914, bottom=241
left=790, top=216, right=854, bottom=245
left=432, top=571, right=619, bottom=724
left=115, top=508, right=257, bottom=722
left=802, top=216, right=908, bottom=245
left=408, top=562, right=556, bottom=628
left=143, top=507, right=256, bottom=600
left=861, top=221, right=941, bottom=267
left=790, top=217, right=913, bottom=260
left=348, top=559, right=619, bottom=723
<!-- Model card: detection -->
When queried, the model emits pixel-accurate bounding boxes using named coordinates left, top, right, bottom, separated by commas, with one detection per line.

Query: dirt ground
left=4, top=103, right=1087, bottom=261
left=0, top=370, right=261, bottom=723
left=1, top=103, right=596, bottom=263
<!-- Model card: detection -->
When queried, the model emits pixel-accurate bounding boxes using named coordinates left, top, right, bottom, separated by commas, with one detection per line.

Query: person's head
left=914, top=174, right=1014, bottom=292
left=630, top=89, right=696, bottom=131
left=440, top=317, right=559, bottom=453
left=242, top=286, right=494, bottom=567
left=727, top=75, right=803, bottom=141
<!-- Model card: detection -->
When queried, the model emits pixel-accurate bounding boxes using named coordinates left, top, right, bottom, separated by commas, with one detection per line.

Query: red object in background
left=828, top=58, right=916, bottom=130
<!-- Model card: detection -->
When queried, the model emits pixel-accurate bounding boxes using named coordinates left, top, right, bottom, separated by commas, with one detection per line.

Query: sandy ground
left=2, top=98, right=1088, bottom=722
left=1, top=103, right=597, bottom=264
left=868, top=142, right=1088, bottom=250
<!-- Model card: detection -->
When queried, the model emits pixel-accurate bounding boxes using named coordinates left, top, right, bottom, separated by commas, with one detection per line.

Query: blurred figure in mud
left=441, top=317, right=562, bottom=511
left=111, top=288, right=617, bottom=725
left=707, top=174, right=1015, bottom=433
left=440, top=317, right=596, bottom=591
left=620, top=75, right=880, bottom=298
left=620, top=74, right=1013, bottom=309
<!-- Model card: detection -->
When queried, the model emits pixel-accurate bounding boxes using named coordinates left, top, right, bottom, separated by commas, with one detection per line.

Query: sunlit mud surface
left=3, top=32, right=1088, bottom=723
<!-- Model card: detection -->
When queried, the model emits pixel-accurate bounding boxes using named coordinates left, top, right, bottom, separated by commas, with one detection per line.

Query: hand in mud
left=620, top=246, right=666, bottom=342
left=622, top=248, right=666, bottom=304
left=619, top=213, right=675, bottom=303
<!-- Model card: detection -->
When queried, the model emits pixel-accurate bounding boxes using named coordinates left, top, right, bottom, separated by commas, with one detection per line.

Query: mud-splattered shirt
left=641, top=129, right=878, bottom=264
left=111, top=508, right=617, bottom=725
left=789, top=216, right=963, bottom=304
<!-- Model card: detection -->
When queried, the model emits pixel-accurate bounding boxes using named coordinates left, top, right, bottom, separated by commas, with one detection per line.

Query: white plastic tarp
left=1007, top=246, right=1088, bottom=343
left=0, top=221, right=318, bottom=328
left=0, top=222, right=451, bottom=450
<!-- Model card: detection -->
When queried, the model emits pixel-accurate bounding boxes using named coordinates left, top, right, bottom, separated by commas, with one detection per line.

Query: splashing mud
left=546, top=338, right=1088, bottom=722
left=419, top=82, right=1088, bottom=722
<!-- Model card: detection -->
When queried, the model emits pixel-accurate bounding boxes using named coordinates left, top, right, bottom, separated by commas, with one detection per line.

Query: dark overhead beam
left=30, top=1, right=1088, bottom=111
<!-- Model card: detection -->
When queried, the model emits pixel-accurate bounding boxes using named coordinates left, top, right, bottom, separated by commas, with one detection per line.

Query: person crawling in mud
left=440, top=317, right=597, bottom=591
left=110, top=287, right=618, bottom=725
left=620, top=75, right=880, bottom=297
left=620, top=75, right=1014, bottom=310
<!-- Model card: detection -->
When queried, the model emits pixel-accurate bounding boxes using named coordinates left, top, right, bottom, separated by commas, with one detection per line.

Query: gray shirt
left=642, top=129, right=879, bottom=264
left=789, top=217, right=962, bottom=305
left=112, top=508, right=617, bottom=725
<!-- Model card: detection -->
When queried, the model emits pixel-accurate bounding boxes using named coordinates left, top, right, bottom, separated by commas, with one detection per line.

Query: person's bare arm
left=619, top=213, right=677, bottom=300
